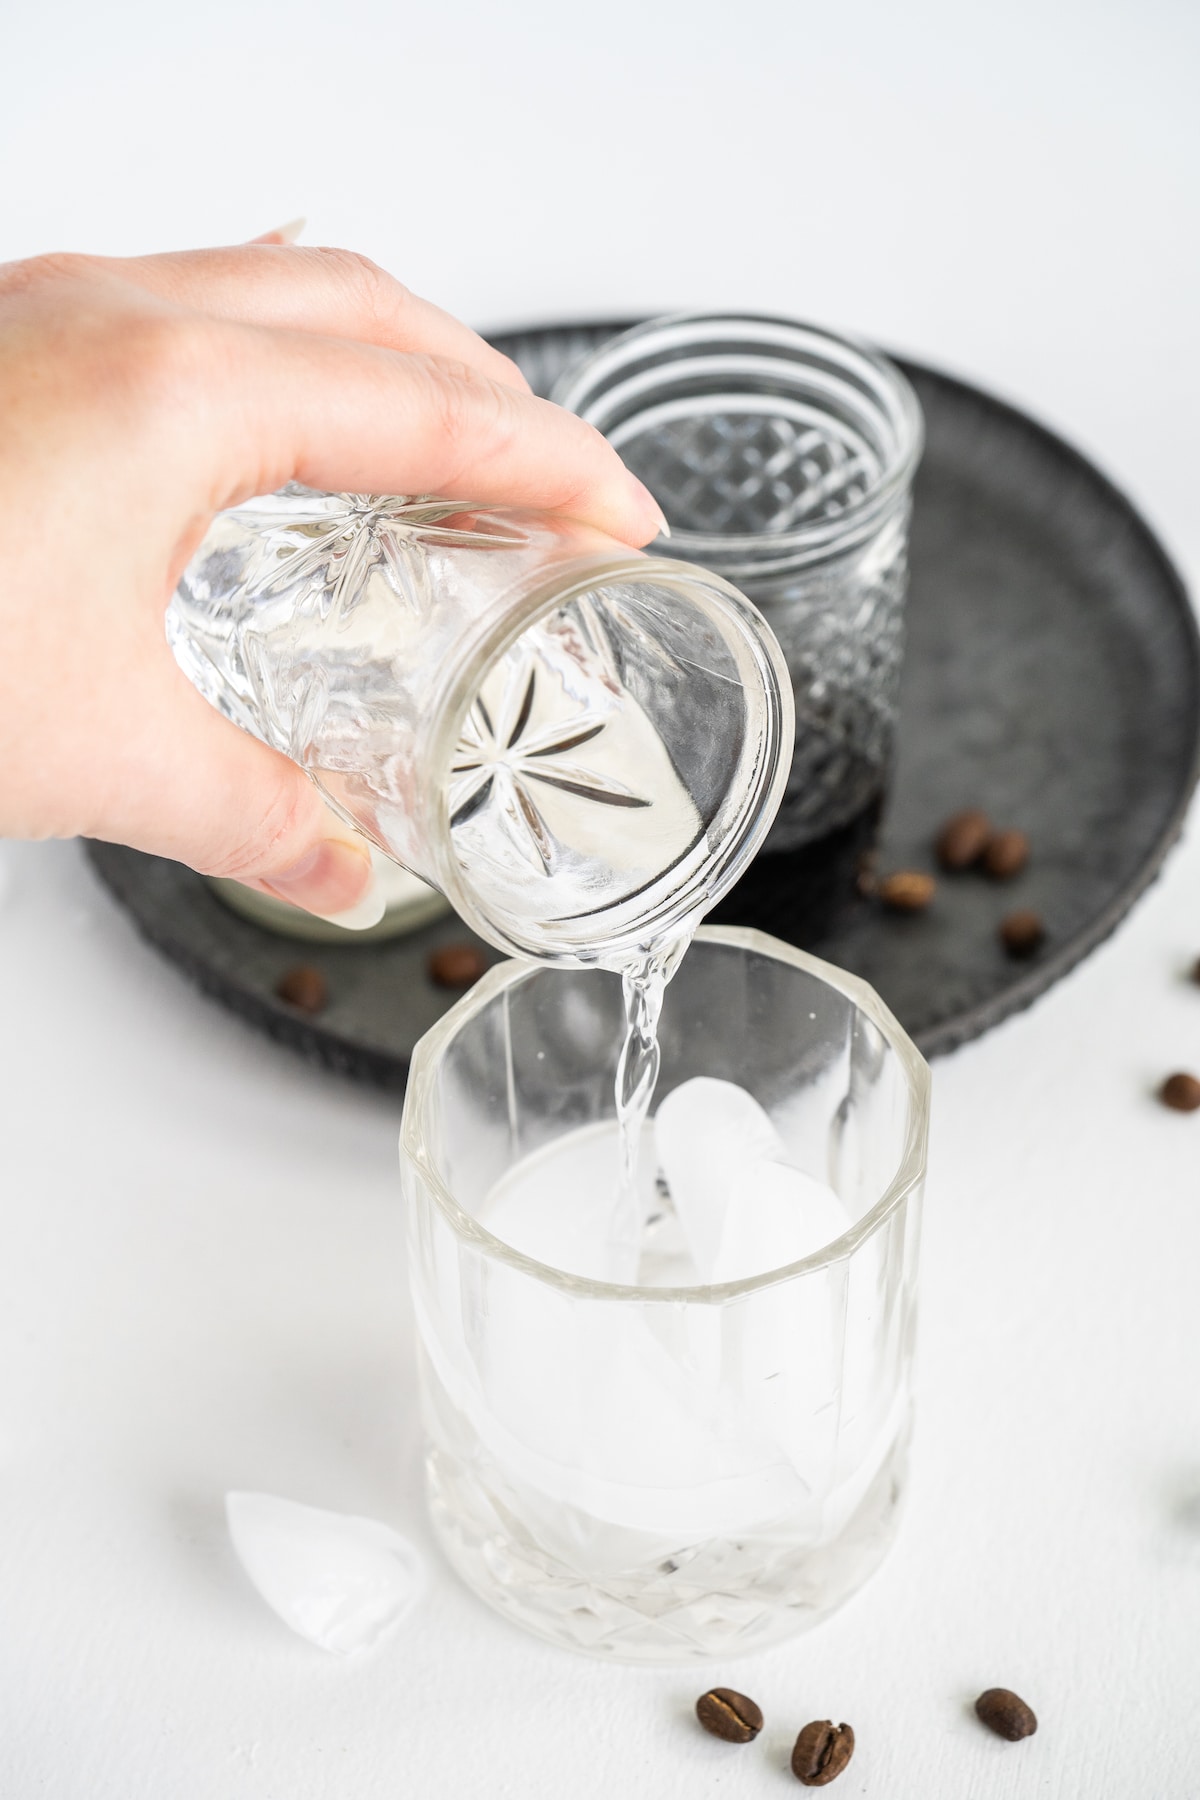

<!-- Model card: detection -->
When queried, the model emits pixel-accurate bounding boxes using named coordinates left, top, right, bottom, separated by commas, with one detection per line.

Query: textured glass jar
left=168, top=491, right=792, bottom=968
left=401, top=927, right=930, bottom=1663
left=553, top=316, right=924, bottom=874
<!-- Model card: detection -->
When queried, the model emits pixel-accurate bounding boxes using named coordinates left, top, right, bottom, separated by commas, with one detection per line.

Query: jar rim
left=551, top=313, right=925, bottom=574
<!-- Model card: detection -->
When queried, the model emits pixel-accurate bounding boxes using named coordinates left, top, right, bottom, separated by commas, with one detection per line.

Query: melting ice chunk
left=654, top=1077, right=850, bottom=1283
left=225, top=1492, right=424, bottom=1655
left=483, top=1119, right=659, bottom=1284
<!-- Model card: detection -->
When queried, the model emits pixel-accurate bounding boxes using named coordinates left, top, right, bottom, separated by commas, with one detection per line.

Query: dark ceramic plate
left=86, top=321, right=1200, bottom=1084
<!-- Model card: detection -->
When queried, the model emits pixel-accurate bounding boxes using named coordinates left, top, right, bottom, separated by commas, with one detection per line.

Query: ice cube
left=483, top=1119, right=659, bottom=1284
left=421, top=1247, right=809, bottom=1554
left=654, top=1078, right=850, bottom=1282
left=429, top=1098, right=852, bottom=1559
left=712, top=1159, right=852, bottom=1284
left=505, top=1295, right=801, bottom=1532
left=225, top=1492, right=424, bottom=1655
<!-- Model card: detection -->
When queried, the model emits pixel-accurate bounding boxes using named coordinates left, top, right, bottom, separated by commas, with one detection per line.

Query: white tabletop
left=3, top=2, right=1199, bottom=1793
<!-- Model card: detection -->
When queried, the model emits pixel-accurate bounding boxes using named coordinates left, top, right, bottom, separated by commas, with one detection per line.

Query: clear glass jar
left=168, top=491, right=793, bottom=968
left=553, top=317, right=924, bottom=926
left=401, top=926, right=930, bottom=1663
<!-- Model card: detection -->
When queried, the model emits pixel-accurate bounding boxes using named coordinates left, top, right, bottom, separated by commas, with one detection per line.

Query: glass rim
left=400, top=924, right=931, bottom=1304
left=420, top=557, right=794, bottom=964
left=551, top=312, right=925, bottom=570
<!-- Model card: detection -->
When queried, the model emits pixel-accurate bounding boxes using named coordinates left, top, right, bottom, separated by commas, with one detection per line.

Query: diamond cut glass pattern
left=552, top=317, right=923, bottom=852
left=627, top=414, right=878, bottom=538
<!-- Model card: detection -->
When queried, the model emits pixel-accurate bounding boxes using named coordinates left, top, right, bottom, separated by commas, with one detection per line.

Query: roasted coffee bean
left=791, top=1720, right=855, bottom=1785
left=695, top=1687, right=763, bottom=1743
left=1000, top=909, right=1046, bottom=958
left=428, top=942, right=489, bottom=989
left=274, top=964, right=328, bottom=1014
left=880, top=871, right=936, bottom=912
left=935, top=808, right=992, bottom=871
left=1160, top=1072, right=1200, bottom=1113
left=982, top=828, right=1030, bottom=880
left=974, top=1688, right=1038, bottom=1741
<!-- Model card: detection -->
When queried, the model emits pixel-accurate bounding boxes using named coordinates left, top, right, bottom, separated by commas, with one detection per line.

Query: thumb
left=98, top=651, right=385, bottom=928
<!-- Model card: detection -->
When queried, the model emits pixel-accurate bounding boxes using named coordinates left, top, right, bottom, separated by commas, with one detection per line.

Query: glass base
left=424, top=1425, right=909, bottom=1665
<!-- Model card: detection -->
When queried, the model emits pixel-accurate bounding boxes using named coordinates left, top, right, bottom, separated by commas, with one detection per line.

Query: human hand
left=0, top=243, right=666, bottom=923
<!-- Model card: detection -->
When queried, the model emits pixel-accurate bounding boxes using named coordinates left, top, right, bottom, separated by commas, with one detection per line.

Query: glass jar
left=401, top=926, right=930, bottom=1662
left=168, top=491, right=793, bottom=969
left=553, top=316, right=924, bottom=938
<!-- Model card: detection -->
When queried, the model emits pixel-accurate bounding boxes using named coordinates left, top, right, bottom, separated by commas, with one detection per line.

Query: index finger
left=93, top=243, right=533, bottom=394
left=207, top=322, right=667, bottom=546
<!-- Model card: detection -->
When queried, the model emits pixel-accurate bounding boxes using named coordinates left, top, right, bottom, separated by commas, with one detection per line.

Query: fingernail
left=253, top=217, right=306, bottom=245
left=625, top=473, right=671, bottom=542
left=260, top=837, right=384, bottom=930
left=320, top=883, right=387, bottom=931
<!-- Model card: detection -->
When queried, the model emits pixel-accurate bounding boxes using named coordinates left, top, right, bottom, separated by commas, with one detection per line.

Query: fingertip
left=256, top=832, right=380, bottom=922
left=319, top=878, right=387, bottom=931
left=616, top=473, right=671, bottom=547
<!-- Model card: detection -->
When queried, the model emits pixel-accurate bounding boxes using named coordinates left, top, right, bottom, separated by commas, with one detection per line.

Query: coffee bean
left=880, top=871, right=936, bottom=912
left=1160, top=1072, right=1200, bottom=1113
left=275, top=964, right=328, bottom=1014
left=974, top=1688, right=1037, bottom=1741
left=935, top=808, right=992, bottom=871
left=428, top=942, right=489, bottom=989
left=1000, top=909, right=1046, bottom=958
left=983, top=828, right=1030, bottom=880
left=791, top=1720, right=854, bottom=1785
left=695, top=1687, right=763, bottom=1743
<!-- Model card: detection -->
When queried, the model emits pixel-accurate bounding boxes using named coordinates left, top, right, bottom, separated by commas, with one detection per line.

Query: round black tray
left=86, top=322, right=1200, bottom=1085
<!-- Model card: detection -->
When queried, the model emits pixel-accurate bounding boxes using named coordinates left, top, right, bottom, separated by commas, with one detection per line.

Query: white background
left=2, top=1, right=1199, bottom=1793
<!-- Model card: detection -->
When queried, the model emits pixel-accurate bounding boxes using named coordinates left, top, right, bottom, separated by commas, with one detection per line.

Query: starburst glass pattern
left=571, top=590, right=687, bottom=693
left=449, top=657, right=651, bottom=876
left=250, top=490, right=528, bottom=624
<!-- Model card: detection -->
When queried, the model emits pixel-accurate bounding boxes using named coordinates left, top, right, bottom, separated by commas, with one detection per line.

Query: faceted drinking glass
left=401, top=926, right=930, bottom=1662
